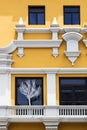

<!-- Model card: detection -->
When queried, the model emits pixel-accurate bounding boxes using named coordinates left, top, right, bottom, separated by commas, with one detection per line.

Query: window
left=64, top=6, right=80, bottom=25
left=15, top=77, right=43, bottom=105
left=59, top=78, right=87, bottom=105
left=28, top=6, right=45, bottom=25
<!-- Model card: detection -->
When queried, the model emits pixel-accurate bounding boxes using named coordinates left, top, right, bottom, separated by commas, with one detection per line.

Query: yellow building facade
left=0, top=0, right=87, bottom=130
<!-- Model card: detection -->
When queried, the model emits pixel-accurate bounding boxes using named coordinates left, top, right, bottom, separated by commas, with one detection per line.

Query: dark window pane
left=60, top=78, right=87, bottom=105
left=65, top=7, right=80, bottom=12
left=29, top=14, right=37, bottom=24
left=29, top=6, right=45, bottom=25
left=38, top=13, right=45, bottom=24
left=73, top=13, right=80, bottom=24
left=60, top=79, right=85, bottom=85
left=64, top=13, right=71, bottom=24
left=30, top=7, right=44, bottom=13
left=64, top=6, right=80, bottom=25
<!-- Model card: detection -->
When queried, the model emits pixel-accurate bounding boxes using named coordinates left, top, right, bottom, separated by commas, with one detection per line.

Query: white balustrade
left=59, top=106, right=87, bottom=116
left=0, top=106, right=87, bottom=118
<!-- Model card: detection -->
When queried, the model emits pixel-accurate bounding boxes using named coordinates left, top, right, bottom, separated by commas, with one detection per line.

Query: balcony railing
left=0, top=105, right=87, bottom=122
left=59, top=105, right=87, bottom=116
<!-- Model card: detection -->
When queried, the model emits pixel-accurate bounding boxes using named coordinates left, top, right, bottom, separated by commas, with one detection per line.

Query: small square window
left=28, top=6, right=45, bottom=25
left=64, top=6, right=80, bottom=25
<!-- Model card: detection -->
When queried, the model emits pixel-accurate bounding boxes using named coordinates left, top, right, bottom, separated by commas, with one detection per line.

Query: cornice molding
left=24, top=28, right=86, bottom=34
left=0, top=41, right=16, bottom=53
left=1, top=68, right=87, bottom=74
left=0, top=40, right=62, bottom=55
left=14, top=40, right=62, bottom=48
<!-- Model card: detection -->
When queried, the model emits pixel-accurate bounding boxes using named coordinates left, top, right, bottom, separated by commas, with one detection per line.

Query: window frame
left=63, top=6, right=80, bottom=25
left=59, top=77, right=87, bottom=105
left=28, top=6, right=45, bottom=25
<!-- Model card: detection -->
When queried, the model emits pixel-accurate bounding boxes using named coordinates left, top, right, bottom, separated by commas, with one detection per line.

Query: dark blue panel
left=73, top=13, right=80, bottom=24
left=38, top=13, right=45, bottom=24
left=64, top=13, right=71, bottom=24
left=64, top=7, right=80, bottom=12
left=29, top=13, right=36, bottom=24
left=30, top=7, right=44, bottom=13
left=61, top=79, right=86, bottom=85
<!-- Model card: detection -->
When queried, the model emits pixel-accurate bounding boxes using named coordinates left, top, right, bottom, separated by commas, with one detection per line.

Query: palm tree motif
left=19, top=80, right=41, bottom=105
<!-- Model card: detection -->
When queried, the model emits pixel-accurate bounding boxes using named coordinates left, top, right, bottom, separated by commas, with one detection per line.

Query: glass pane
left=60, top=78, right=87, bottom=105
left=64, top=7, right=80, bottom=12
left=75, top=92, right=86, bottom=101
left=16, top=78, right=43, bottom=105
left=64, top=13, right=71, bottom=24
left=73, top=13, right=80, bottom=24
left=30, top=7, right=44, bottom=13
left=61, top=92, right=73, bottom=101
left=29, top=13, right=36, bottom=24
left=38, top=13, right=45, bottom=24
left=60, top=79, right=85, bottom=85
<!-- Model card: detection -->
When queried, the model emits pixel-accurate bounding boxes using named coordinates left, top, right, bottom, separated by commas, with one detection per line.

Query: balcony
left=0, top=106, right=87, bottom=123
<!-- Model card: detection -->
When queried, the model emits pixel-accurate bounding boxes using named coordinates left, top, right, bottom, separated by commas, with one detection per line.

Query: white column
left=47, top=74, right=56, bottom=105
left=0, top=74, right=11, bottom=105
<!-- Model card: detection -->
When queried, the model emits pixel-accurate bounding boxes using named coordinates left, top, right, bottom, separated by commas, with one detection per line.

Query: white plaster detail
left=0, top=54, right=13, bottom=68
left=1, top=105, right=87, bottom=123
left=52, top=48, right=58, bottom=57
left=64, top=51, right=81, bottom=65
left=52, top=17, right=57, bottom=25
left=63, top=32, right=82, bottom=41
left=1, top=68, right=87, bottom=74
left=44, top=120, right=59, bottom=130
left=14, top=40, right=62, bottom=48
left=25, top=27, right=85, bottom=34
left=16, top=17, right=25, bottom=40
left=63, top=32, right=82, bottom=65
left=0, top=74, right=11, bottom=105
left=45, top=126, right=58, bottom=130
left=50, top=17, right=60, bottom=40
left=0, top=40, right=62, bottom=54
left=18, top=48, right=24, bottom=58
left=47, top=74, right=56, bottom=105
left=0, top=121, right=9, bottom=130
left=18, top=17, right=24, bottom=25
left=64, top=28, right=81, bottom=33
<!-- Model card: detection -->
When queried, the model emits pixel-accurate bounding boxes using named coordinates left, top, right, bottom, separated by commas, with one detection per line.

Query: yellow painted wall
left=12, top=40, right=87, bottom=68
left=9, top=123, right=45, bottom=130
left=8, top=123, right=87, bottom=130
left=0, top=0, right=87, bottom=46
left=11, top=74, right=47, bottom=105
left=59, top=123, right=87, bottom=130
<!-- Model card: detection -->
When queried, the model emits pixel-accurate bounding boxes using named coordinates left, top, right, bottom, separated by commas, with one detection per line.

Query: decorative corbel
left=63, top=32, right=82, bottom=65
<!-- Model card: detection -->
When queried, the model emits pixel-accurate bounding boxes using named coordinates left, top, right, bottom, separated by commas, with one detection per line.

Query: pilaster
left=47, top=73, right=56, bottom=105
left=0, top=53, right=13, bottom=105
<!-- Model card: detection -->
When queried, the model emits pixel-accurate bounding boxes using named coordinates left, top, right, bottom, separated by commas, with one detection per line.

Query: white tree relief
left=19, top=80, right=41, bottom=105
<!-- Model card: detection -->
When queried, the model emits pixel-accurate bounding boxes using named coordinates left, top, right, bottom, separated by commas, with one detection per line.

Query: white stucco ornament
left=18, top=17, right=24, bottom=25
left=63, top=32, right=82, bottom=65
left=52, top=17, right=58, bottom=25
